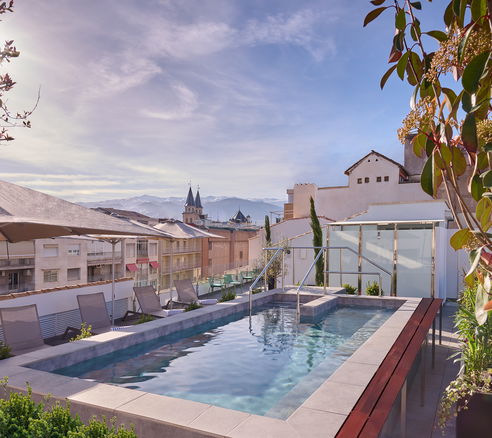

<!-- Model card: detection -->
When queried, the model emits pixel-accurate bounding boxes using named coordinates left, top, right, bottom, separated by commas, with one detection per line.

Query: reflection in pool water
left=55, top=304, right=393, bottom=419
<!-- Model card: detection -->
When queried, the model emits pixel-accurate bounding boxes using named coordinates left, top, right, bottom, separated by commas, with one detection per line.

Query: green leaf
left=471, top=174, right=485, bottom=201
left=363, top=7, right=388, bottom=26
left=380, top=64, right=397, bottom=89
left=442, top=87, right=457, bottom=111
left=410, top=1, right=422, bottom=10
left=451, top=147, right=467, bottom=176
left=462, top=112, right=478, bottom=153
left=458, top=23, right=477, bottom=64
left=452, top=0, right=462, bottom=16
left=397, top=51, right=410, bottom=80
left=462, top=91, right=473, bottom=113
left=482, top=170, right=492, bottom=188
left=425, top=135, right=435, bottom=156
left=395, top=8, right=406, bottom=30
left=464, top=247, right=482, bottom=286
left=370, top=0, right=386, bottom=5
left=425, top=30, right=447, bottom=42
left=444, top=2, right=454, bottom=27
left=421, top=155, right=434, bottom=196
left=462, top=51, right=490, bottom=94
left=476, top=197, right=492, bottom=229
left=413, top=133, right=427, bottom=157
left=450, top=228, right=473, bottom=250
left=471, top=0, right=486, bottom=21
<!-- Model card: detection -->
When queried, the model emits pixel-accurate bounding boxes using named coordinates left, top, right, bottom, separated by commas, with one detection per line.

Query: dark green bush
left=342, top=283, right=357, bottom=295
left=251, top=288, right=263, bottom=295
left=219, top=291, right=236, bottom=302
left=0, top=382, right=137, bottom=437
left=184, top=301, right=202, bottom=312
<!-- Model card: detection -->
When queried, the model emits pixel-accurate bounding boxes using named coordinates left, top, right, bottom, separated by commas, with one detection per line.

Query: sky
left=0, top=0, right=444, bottom=202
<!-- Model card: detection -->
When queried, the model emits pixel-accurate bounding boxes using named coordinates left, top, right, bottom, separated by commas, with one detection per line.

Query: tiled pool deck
left=0, top=289, right=440, bottom=437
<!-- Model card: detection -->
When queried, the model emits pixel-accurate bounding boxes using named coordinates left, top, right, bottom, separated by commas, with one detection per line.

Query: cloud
left=242, top=9, right=337, bottom=61
left=140, top=83, right=199, bottom=121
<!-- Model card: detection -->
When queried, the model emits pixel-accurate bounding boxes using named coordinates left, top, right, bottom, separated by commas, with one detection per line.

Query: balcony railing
left=0, top=258, right=35, bottom=269
left=87, top=252, right=122, bottom=265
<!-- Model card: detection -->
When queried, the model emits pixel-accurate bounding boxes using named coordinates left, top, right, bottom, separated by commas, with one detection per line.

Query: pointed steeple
left=185, top=186, right=195, bottom=207
left=195, top=188, right=203, bottom=209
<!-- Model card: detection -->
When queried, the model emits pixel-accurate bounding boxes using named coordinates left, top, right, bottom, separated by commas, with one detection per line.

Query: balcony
left=0, top=258, right=35, bottom=270
left=87, top=251, right=122, bottom=265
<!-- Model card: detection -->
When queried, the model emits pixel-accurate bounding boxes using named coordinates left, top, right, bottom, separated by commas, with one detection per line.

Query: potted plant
left=438, top=283, right=492, bottom=435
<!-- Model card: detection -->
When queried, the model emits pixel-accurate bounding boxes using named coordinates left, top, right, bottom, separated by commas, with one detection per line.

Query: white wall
left=289, top=152, right=433, bottom=221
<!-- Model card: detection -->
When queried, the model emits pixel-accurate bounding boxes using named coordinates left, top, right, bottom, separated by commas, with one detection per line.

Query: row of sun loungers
left=0, top=280, right=218, bottom=356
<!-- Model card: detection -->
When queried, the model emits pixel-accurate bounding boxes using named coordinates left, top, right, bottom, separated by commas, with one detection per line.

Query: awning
left=149, top=261, right=159, bottom=269
left=126, top=263, right=138, bottom=272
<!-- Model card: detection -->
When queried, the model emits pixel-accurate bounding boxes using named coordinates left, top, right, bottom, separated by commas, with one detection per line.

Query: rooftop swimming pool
left=55, top=303, right=394, bottom=419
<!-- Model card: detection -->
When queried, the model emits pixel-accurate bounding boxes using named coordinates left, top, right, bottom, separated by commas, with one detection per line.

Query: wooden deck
left=336, top=298, right=443, bottom=438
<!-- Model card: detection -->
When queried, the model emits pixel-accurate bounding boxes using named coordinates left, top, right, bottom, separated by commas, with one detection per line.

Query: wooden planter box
left=456, top=392, right=492, bottom=437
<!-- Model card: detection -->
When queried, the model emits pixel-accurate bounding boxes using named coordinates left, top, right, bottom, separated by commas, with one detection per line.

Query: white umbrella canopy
left=153, top=220, right=223, bottom=239
left=0, top=180, right=165, bottom=243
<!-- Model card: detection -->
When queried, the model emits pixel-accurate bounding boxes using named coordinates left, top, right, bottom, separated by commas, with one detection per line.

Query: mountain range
left=79, top=195, right=285, bottom=225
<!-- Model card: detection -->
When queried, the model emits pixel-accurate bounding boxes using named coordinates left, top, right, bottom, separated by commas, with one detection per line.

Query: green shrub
left=365, top=281, right=381, bottom=296
left=342, top=284, right=357, bottom=295
left=0, top=341, right=11, bottom=360
left=184, top=301, right=202, bottom=312
left=0, top=381, right=137, bottom=437
left=69, top=323, right=93, bottom=342
left=219, top=291, right=236, bottom=302
left=251, top=288, right=263, bottom=295
left=135, top=314, right=155, bottom=325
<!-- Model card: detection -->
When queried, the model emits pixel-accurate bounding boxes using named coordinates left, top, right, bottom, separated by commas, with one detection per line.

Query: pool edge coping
left=0, top=289, right=421, bottom=438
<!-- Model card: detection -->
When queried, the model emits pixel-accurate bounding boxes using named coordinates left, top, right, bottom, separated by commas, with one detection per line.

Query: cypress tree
left=310, top=197, right=324, bottom=286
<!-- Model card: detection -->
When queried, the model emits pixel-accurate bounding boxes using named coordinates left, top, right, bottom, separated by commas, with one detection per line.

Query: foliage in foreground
left=365, top=0, right=492, bottom=423
left=0, top=381, right=137, bottom=437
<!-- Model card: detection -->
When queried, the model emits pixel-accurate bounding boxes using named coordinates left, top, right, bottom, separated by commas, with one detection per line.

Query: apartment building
left=181, top=188, right=259, bottom=276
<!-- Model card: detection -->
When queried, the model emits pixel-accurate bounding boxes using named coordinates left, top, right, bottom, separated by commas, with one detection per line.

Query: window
left=377, top=176, right=382, bottom=182
left=208, top=241, right=213, bottom=250
left=43, top=270, right=58, bottom=282
left=67, top=244, right=80, bottom=256
left=149, top=242, right=158, bottom=257
left=67, top=268, right=80, bottom=281
left=357, top=178, right=362, bottom=184
left=384, top=176, right=389, bottom=182
left=43, top=244, right=58, bottom=257
left=239, top=251, right=243, bottom=259
left=137, top=240, right=148, bottom=257
left=126, top=243, right=135, bottom=257
left=364, top=177, right=370, bottom=183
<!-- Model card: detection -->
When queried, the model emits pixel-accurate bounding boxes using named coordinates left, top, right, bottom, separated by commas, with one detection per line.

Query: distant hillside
left=79, top=195, right=284, bottom=225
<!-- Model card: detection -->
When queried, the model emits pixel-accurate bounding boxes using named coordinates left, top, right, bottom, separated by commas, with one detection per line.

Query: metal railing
left=249, top=246, right=393, bottom=317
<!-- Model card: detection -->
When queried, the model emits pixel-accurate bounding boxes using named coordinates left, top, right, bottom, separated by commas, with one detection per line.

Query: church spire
left=185, top=186, right=195, bottom=207
left=195, top=187, right=203, bottom=209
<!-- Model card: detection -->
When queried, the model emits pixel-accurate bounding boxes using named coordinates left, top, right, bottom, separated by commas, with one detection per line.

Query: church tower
left=183, top=186, right=197, bottom=224
left=195, top=188, right=203, bottom=216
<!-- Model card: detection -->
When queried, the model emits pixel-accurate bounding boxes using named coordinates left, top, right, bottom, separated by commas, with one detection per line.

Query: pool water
left=55, top=304, right=393, bottom=419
